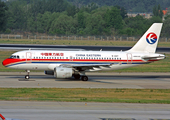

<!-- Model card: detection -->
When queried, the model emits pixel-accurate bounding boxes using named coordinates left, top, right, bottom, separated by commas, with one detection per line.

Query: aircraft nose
left=2, top=59, right=8, bottom=66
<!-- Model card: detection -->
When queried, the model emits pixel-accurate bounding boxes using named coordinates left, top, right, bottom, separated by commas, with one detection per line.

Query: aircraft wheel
left=81, top=76, right=88, bottom=81
left=74, top=74, right=81, bottom=79
left=25, top=75, right=30, bottom=79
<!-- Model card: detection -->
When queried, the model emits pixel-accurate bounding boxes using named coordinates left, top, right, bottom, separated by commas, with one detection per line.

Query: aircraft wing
left=61, top=63, right=111, bottom=67
left=60, top=63, right=113, bottom=71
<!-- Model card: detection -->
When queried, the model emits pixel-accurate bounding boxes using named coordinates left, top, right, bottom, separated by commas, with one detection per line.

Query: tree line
left=68, top=0, right=170, bottom=13
left=0, top=0, right=170, bottom=36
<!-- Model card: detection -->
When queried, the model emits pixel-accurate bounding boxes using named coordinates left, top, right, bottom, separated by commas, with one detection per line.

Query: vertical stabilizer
left=128, top=23, right=163, bottom=53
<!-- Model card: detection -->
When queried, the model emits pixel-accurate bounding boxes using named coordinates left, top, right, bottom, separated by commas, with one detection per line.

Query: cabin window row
left=33, top=57, right=122, bottom=60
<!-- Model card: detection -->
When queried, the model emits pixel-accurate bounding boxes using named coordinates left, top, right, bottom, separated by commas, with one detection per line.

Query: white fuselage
left=3, top=50, right=164, bottom=72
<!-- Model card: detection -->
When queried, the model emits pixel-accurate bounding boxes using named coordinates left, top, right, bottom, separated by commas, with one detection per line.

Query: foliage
left=68, top=0, right=170, bottom=13
left=153, top=4, right=163, bottom=19
left=1, top=0, right=170, bottom=36
left=0, top=0, right=8, bottom=31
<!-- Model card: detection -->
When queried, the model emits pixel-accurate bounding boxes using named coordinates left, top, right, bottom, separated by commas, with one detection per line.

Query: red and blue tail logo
left=146, top=33, right=157, bottom=44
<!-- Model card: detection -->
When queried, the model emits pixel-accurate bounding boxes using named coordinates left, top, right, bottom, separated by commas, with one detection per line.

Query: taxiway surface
left=1, top=72, right=170, bottom=120
left=0, top=101, right=170, bottom=120
left=0, top=72, right=170, bottom=89
left=1, top=44, right=170, bottom=52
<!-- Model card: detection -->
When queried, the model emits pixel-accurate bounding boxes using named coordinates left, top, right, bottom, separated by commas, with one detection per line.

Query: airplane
left=2, top=23, right=165, bottom=81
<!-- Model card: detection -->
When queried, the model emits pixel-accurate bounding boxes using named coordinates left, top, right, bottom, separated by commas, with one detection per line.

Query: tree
left=6, top=1, right=27, bottom=30
left=115, top=5, right=127, bottom=19
left=77, top=10, right=85, bottom=29
left=67, top=5, right=78, bottom=17
left=84, top=14, right=105, bottom=35
left=49, top=14, right=77, bottom=35
left=36, top=13, right=44, bottom=33
left=27, top=16, right=36, bottom=32
left=123, top=15, right=148, bottom=35
left=0, top=0, right=8, bottom=31
left=162, top=18, right=170, bottom=37
left=104, top=7, right=123, bottom=30
left=153, top=4, right=163, bottom=19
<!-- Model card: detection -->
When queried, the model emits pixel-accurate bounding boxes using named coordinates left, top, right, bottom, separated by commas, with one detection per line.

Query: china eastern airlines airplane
left=2, top=23, right=165, bottom=81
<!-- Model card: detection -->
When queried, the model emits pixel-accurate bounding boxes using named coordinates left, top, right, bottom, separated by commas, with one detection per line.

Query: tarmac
left=0, top=72, right=170, bottom=89
left=1, top=72, right=170, bottom=120
left=0, top=101, right=170, bottom=120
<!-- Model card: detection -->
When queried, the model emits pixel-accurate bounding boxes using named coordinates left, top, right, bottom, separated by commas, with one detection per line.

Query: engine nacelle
left=54, top=67, right=73, bottom=78
left=44, top=71, right=54, bottom=75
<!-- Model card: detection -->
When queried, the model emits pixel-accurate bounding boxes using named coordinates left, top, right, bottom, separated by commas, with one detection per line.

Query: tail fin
left=128, top=23, right=163, bottom=53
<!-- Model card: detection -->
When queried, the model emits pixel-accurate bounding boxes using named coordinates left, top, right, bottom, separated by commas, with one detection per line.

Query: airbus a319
left=2, top=23, right=165, bottom=81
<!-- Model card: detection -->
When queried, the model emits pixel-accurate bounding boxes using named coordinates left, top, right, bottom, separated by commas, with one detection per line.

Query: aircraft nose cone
left=2, top=59, right=8, bottom=66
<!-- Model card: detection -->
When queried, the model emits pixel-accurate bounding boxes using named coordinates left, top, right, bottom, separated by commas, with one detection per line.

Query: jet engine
left=54, top=67, right=73, bottom=78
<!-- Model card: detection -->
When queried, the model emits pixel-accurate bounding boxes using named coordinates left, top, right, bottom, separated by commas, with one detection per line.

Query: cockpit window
left=9, top=55, right=20, bottom=59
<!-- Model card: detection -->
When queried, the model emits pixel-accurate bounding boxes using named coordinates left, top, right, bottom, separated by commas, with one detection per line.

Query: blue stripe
left=6, top=61, right=148, bottom=67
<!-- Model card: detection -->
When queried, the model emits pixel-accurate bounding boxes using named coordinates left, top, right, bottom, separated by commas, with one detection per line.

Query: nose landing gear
left=25, top=70, right=30, bottom=79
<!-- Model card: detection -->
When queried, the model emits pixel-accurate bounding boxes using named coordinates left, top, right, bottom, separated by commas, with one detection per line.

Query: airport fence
left=0, top=34, right=170, bottom=42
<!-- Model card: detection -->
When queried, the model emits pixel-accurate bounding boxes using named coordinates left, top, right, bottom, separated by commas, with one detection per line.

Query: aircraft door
left=127, top=53, right=132, bottom=64
left=26, top=52, right=32, bottom=63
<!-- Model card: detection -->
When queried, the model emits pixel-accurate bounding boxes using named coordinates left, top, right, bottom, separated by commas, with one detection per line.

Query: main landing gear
left=25, top=70, right=30, bottom=79
left=73, top=74, right=88, bottom=81
left=81, top=76, right=88, bottom=81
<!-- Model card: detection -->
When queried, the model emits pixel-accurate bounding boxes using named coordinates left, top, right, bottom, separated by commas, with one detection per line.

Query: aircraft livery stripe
left=4, top=60, right=149, bottom=67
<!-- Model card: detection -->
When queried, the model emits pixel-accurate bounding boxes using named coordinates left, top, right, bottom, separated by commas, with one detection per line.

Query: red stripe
left=2, top=58, right=144, bottom=66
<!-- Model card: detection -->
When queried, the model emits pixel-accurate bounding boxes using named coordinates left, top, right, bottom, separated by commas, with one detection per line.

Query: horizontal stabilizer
left=142, top=54, right=165, bottom=61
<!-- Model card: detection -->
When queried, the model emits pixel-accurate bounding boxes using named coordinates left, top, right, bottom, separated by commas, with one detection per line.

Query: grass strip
left=0, top=39, right=170, bottom=47
left=0, top=88, right=170, bottom=104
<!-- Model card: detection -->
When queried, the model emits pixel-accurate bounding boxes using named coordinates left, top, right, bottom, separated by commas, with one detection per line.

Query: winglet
left=128, top=23, right=163, bottom=53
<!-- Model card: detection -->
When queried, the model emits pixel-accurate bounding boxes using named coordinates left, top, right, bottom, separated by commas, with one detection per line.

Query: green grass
left=0, top=39, right=170, bottom=47
left=0, top=88, right=170, bottom=104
